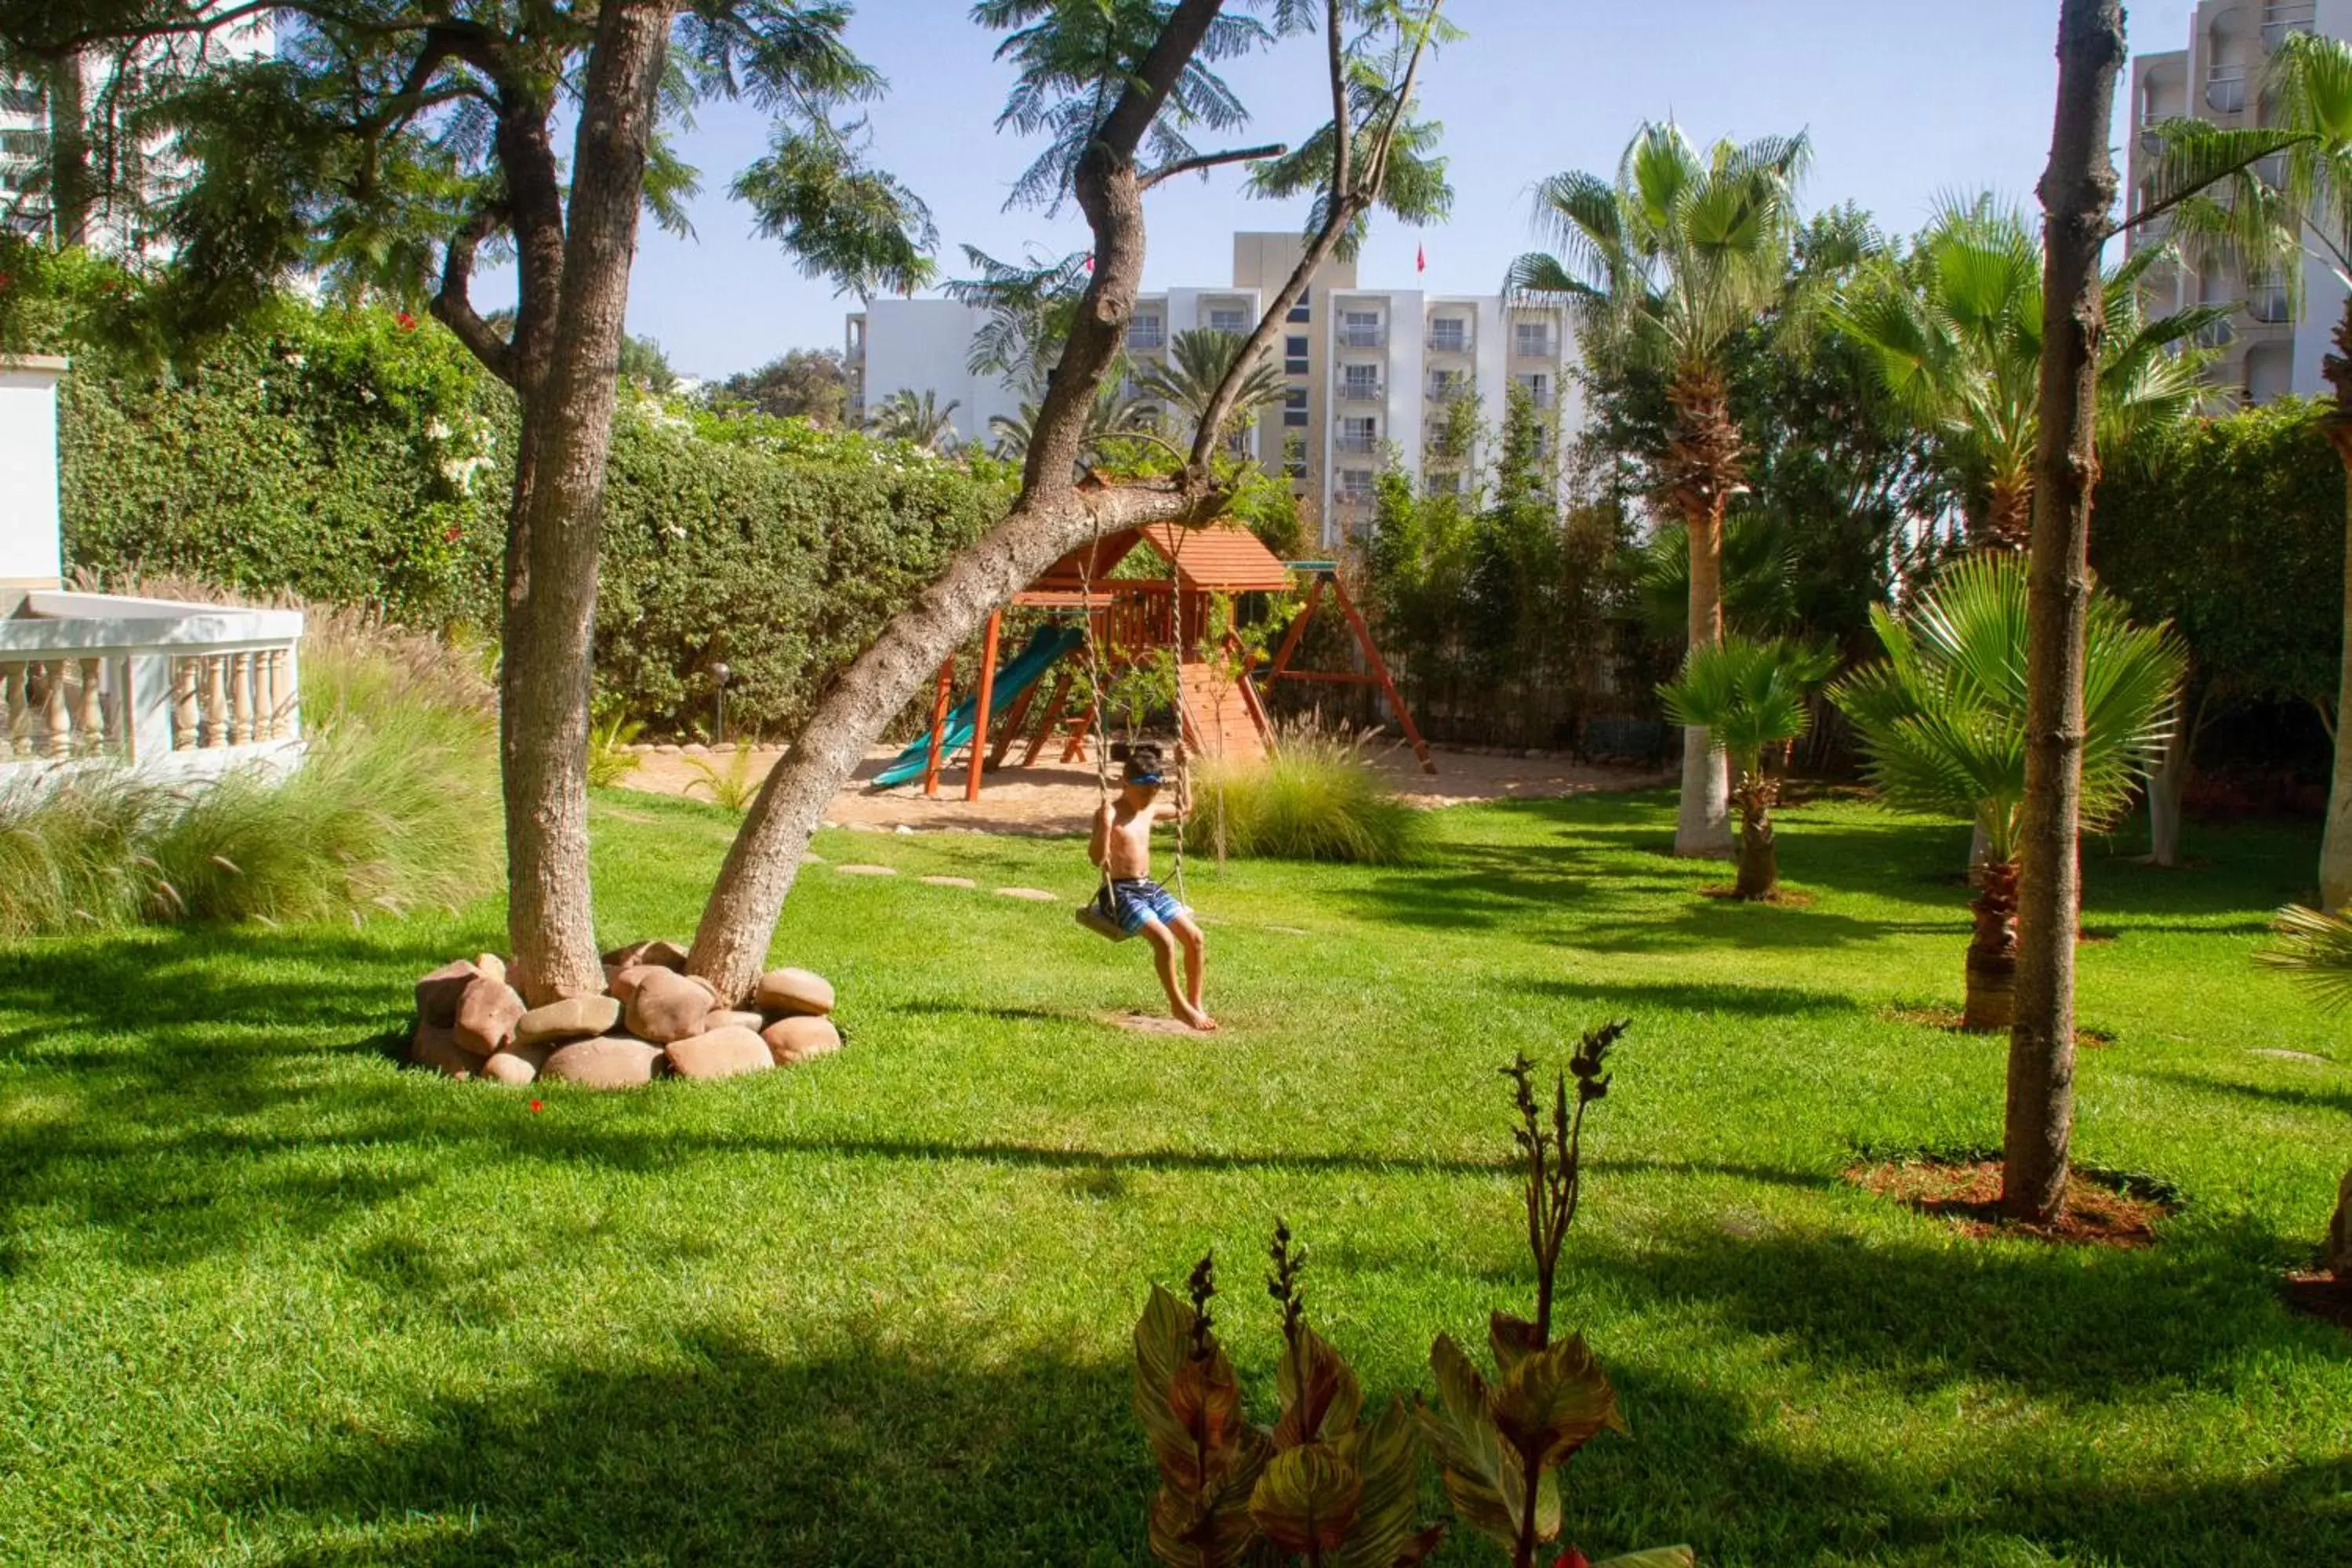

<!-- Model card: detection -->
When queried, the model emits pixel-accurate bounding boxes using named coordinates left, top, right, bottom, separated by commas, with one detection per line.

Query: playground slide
left=873, top=623, right=1085, bottom=788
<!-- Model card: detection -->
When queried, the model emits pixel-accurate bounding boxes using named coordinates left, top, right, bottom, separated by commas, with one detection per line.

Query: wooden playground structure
left=880, top=521, right=1435, bottom=800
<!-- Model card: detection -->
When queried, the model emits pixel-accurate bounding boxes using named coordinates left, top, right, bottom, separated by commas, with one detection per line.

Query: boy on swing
left=1089, top=742, right=1216, bottom=1032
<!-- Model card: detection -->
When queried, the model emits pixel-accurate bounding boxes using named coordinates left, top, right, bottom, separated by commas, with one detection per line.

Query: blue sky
left=619, top=0, right=2198, bottom=379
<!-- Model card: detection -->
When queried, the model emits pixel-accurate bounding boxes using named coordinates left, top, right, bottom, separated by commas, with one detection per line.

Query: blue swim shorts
left=1106, top=877, right=1189, bottom=934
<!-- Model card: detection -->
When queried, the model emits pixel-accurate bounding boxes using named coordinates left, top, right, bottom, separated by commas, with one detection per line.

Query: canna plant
left=1659, top=637, right=1837, bottom=900
left=1831, top=554, right=2184, bottom=1031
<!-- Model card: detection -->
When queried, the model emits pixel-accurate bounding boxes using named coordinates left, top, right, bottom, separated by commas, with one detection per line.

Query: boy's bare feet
left=1175, top=1001, right=1219, bottom=1033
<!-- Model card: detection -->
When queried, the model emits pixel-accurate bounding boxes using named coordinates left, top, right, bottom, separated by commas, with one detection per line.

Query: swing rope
left=1163, top=521, right=1191, bottom=904
left=1074, top=506, right=1118, bottom=919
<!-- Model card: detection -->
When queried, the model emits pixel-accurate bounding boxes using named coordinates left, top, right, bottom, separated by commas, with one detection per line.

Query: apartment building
left=2126, top=0, right=2345, bottom=402
left=1, top=9, right=274, bottom=253
left=846, top=231, right=1579, bottom=546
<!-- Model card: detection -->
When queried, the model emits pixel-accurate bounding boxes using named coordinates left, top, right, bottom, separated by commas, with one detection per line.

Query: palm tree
left=1831, top=554, right=2185, bottom=1031
left=1129, top=328, right=1288, bottom=451
left=988, top=379, right=1144, bottom=468
left=1659, top=637, right=1835, bottom=900
left=1508, top=122, right=1809, bottom=858
left=2255, top=905, right=2352, bottom=1280
left=1833, top=197, right=2220, bottom=550
left=866, top=389, right=962, bottom=452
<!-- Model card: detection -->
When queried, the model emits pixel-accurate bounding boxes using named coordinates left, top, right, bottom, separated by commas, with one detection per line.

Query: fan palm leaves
left=1507, top=120, right=1810, bottom=858
left=1831, top=554, right=2186, bottom=1029
left=1831, top=197, right=2221, bottom=549
left=988, top=378, right=1146, bottom=469
left=1659, top=637, right=1836, bottom=899
left=1129, top=328, right=1287, bottom=449
left=865, top=388, right=962, bottom=451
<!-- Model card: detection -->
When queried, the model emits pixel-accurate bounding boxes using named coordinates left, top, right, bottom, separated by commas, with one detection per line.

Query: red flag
left=1083, top=252, right=1094, bottom=273
left=1416, top=243, right=1426, bottom=274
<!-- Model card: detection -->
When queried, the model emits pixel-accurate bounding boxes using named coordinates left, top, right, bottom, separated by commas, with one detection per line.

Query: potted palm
left=1831, top=554, right=2184, bottom=1031
left=1659, top=637, right=1835, bottom=901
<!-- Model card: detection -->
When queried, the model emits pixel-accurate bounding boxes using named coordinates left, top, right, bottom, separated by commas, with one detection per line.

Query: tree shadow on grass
left=2135, top=1066, right=2352, bottom=1120
left=1512, top=975, right=1871, bottom=1019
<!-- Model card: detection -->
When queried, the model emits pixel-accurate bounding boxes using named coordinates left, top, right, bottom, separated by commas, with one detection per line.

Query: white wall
left=0, top=357, right=67, bottom=593
left=859, top=299, right=1024, bottom=448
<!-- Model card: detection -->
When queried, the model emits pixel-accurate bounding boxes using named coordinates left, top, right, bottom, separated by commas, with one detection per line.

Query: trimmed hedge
left=38, top=266, right=1007, bottom=736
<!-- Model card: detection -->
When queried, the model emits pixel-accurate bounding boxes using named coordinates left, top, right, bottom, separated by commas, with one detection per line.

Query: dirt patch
left=1879, top=1004, right=2112, bottom=1046
left=1697, top=885, right=1817, bottom=907
left=2282, top=1271, right=2352, bottom=1332
left=1847, top=1159, right=2175, bottom=1248
left=1108, top=1011, right=1218, bottom=1036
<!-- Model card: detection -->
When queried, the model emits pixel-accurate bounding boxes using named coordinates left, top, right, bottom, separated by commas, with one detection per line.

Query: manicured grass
left=1, top=788, right=2346, bottom=1566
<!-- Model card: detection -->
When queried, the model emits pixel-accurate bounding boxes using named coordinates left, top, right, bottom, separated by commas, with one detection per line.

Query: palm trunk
left=498, top=0, right=677, bottom=1003
left=1965, top=858, right=2021, bottom=1032
left=1668, top=364, right=1738, bottom=859
left=1984, top=474, right=2033, bottom=552
left=2005, top=0, right=2124, bottom=1225
left=45, top=49, right=92, bottom=248
left=2146, top=691, right=2197, bottom=867
left=2318, top=303, right=2352, bottom=910
left=1733, top=771, right=1778, bottom=900
left=2328, top=1167, right=2352, bottom=1281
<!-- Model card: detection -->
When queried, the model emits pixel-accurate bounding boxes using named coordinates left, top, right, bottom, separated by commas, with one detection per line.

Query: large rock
left=608, top=964, right=662, bottom=1003
left=480, top=1041, right=553, bottom=1085
left=454, top=975, right=526, bottom=1057
left=474, top=953, right=509, bottom=987
left=415, top=960, right=479, bottom=1028
left=625, top=969, right=716, bottom=1044
left=515, top=994, right=622, bottom=1047
left=763, top=1014, right=841, bottom=1066
left=409, top=1020, right=476, bottom=1078
left=703, top=1009, right=765, bottom=1033
left=665, top=1025, right=774, bottom=1080
left=754, top=967, right=835, bottom=1018
left=541, top=1036, right=663, bottom=1090
left=602, top=938, right=689, bottom=972
left=2330, top=1169, right=2352, bottom=1282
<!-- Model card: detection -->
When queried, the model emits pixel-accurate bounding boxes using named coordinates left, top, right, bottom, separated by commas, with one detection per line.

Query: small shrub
left=681, top=747, right=765, bottom=814
left=588, top=712, right=646, bottom=788
left=1191, top=724, right=1428, bottom=866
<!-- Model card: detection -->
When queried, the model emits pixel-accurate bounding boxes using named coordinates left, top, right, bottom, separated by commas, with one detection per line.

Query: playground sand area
left=619, top=742, right=1667, bottom=834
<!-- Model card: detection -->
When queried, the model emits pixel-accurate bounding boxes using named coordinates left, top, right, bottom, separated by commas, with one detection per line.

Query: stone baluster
left=201, top=655, right=227, bottom=749
left=264, top=648, right=289, bottom=740
left=78, top=658, right=106, bottom=754
left=2, top=662, right=27, bottom=758
left=42, top=661, right=71, bottom=758
left=229, top=652, right=255, bottom=745
left=172, top=658, right=198, bottom=750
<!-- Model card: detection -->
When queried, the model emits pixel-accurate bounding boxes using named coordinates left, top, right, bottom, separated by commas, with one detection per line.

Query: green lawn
left=1, top=788, right=2346, bottom=1566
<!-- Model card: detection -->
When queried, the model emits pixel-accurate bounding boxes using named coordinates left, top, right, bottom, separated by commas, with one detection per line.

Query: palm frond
left=2257, top=903, right=2352, bottom=1009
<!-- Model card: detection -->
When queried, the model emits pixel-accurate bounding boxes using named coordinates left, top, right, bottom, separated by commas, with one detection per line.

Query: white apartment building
left=2127, top=0, right=2347, bottom=402
left=847, top=231, right=1580, bottom=546
left=1, top=9, right=274, bottom=253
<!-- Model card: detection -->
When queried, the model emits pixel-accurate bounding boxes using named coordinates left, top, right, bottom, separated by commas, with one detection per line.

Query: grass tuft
left=1190, top=724, right=1428, bottom=865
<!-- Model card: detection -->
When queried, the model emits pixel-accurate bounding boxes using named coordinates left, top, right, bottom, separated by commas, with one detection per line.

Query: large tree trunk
left=1965, top=858, right=2020, bottom=1032
left=499, top=0, right=677, bottom=1004
left=2319, top=303, right=2352, bottom=910
left=1668, top=365, right=1737, bottom=858
left=45, top=49, right=92, bottom=247
left=2005, top=0, right=2124, bottom=1225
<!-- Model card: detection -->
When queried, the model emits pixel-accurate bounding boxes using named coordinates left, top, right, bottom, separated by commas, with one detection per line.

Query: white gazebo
left=2, top=355, right=305, bottom=781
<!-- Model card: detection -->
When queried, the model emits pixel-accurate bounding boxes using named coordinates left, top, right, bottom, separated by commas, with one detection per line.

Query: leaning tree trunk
left=2318, top=306, right=2352, bottom=910
left=499, top=0, right=677, bottom=1004
left=1668, top=364, right=1738, bottom=859
left=2005, top=0, right=2124, bottom=1225
left=1965, top=858, right=2021, bottom=1032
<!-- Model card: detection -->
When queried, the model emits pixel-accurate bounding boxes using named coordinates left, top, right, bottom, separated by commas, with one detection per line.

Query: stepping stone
left=2249, top=1048, right=2332, bottom=1064
left=920, top=876, right=978, bottom=889
left=835, top=863, right=898, bottom=877
left=996, top=887, right=1058, bottom=902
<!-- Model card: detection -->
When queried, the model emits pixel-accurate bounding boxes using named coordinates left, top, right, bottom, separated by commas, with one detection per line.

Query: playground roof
left=1024, top=520, right=1293, bottom=599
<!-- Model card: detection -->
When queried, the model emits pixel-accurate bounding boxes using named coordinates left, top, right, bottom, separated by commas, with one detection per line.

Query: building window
left=1340, top=363, right=1381, bottom=401
left=1426, top=470, right=1463, bottom=497
left=1514, top=321, right=1553, bottom=358
left=1283, top=387, right=1309, bottom=427
left=1514, top=372, right=1552, bottom=410
left=1427, top=369, right=1467, bottom=401
left=1428, top=317, right=1467, bottom=354
left=1338, top=416, right=1377, bottom=453
left=1127, top=316, right=1165, bottom=351
left=1284, top=334, right=1310, bottom=376
left=0, top=88, right=40, bottom=117
left=1339, top=310, right=1383, bottom=349
left=1209, top=307, right=1249, bottom=334
left=1287, top=289, right=1311, bottom=324
left=1338, top=468, right=1376, bottom=499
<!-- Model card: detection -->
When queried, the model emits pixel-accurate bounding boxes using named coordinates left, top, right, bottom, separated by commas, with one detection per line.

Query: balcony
left=1427, top=325, right=1472, bottom=354
left=2264, top=2, right=2317, bottom=50
left=2249, top=282, right=2293, bottom=324
left=1336, top=324, right=1386, bottom=350
left=1334, top=428, right=1381, bottom=454
left=2193, top=319, right=2238, bottom=350
left=1334, top=376, right=1385, bottom=403
left=1126, top=321, right=1167, bottom=352
left=3, top=593, right=306, bottom=782
left=1425, top=376, right=1472, bottom=403
left=1510, top=332, right=1555, bottom=359
left=1513, top=383, right=1555, bottom=410
left=2206, top=67, right=2248, bottom=114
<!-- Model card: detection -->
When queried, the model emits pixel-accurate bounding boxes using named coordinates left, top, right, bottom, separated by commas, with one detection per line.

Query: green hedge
left=32, top=257, right=1008, bottom=736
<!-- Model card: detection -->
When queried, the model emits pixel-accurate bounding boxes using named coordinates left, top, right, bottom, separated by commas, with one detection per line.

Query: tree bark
left=45, top=48, right=92, bottom=247
left=1668, top=365, right=1737, bottom=858
left=2146, top=684, right=2199, bottom=867
left=1984, top=473, right=2033, bottom=553
left=2320, top=301, right=2352, bottom=907
left=498, top=0, right=677, bottom=1003
left=1965, top=858, right=2021, bottom=1032
left=1732, top=771, right=1777, bottom=900
left=2005, top=0, right=2124, bottom=1224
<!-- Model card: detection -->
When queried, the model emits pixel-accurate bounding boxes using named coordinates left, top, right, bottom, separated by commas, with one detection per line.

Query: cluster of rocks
left=408, top=940, right=839, bottom=1089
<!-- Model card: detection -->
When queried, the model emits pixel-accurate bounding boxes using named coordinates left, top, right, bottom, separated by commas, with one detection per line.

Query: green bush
left=0, top=604, right=497, bottom=938
left=1191, top=726, right=1429, bottom=865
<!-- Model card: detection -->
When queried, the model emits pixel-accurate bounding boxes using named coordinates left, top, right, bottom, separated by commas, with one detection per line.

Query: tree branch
left=1138, top=142, right=1287, bottom=191
left=430, top=198, right=515, bottom=385
left=1326, top=0, right=1348, bottom=200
